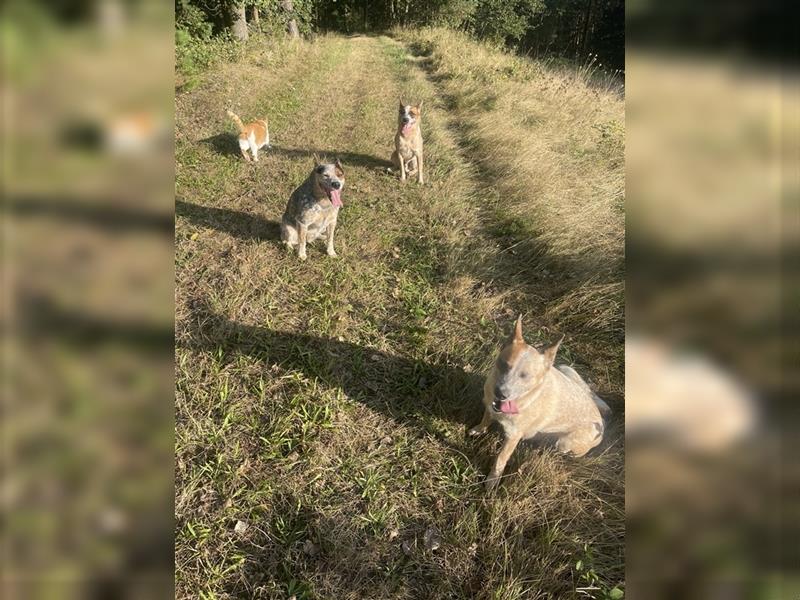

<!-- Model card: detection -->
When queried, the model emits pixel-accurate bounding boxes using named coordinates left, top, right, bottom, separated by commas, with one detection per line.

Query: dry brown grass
left=175, top=31, right=624, bottom=599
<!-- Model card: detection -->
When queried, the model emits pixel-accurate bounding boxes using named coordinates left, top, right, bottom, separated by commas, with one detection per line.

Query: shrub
left=176, top=2, right=213, bottom=40
left=176, top=27, right=240, bottom=78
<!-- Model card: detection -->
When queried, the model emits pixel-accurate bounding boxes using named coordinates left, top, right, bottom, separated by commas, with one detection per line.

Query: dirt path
left=176, top=34, right=623, bottom=600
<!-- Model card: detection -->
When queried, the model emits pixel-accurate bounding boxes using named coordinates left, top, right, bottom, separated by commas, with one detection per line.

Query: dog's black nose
left=331, top=180, right=341, bottom=190
left=402, top=117, right=410, bottom=123
left=494, top=385, right=506, bottom=400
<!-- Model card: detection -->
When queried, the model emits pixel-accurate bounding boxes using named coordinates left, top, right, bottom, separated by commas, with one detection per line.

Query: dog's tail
left=592, top=393, right=612, bottom=417
left=226, top=109, right=246, bottom=134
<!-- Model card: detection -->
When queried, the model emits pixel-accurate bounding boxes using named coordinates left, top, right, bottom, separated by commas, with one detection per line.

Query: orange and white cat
left=226, top=110, right=271, bottom=162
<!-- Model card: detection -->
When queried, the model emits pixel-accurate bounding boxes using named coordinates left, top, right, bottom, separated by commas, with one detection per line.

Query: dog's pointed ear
left=335, top=158, right=344, bottom=173
left=417, top=100, right=424, bottom=110
left=312, top=153, right=321, bottom=167
left=399, top=97, right=406, bottom=108
left=512, top=314, right=524, bottom=343
left=542, top=335, right=564, bottom=367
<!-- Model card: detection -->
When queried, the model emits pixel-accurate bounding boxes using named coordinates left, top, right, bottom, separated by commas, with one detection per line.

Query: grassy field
left=175, top=29, right=624, bottom=600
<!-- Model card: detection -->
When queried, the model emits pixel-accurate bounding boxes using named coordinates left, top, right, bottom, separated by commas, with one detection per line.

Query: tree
left=282, top=0, right=300, bottom=38
left=230, top=1, right=248, bottom=41
left=471, top=0, right=545, bottom=44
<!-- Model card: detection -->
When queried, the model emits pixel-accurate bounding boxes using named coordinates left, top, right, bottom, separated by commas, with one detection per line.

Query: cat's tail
left=226, top=109, right=246, bottom=133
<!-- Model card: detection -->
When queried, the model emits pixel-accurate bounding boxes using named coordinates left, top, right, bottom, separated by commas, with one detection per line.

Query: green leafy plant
left=575, top=543, right=625, bottom=600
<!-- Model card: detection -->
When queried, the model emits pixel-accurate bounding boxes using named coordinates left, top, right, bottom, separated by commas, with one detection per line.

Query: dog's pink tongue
left=330, top=188, right=342, bottom=208
left=402, top=123, right=412, bottom=135
left=500, top=400, right=519, bottom=415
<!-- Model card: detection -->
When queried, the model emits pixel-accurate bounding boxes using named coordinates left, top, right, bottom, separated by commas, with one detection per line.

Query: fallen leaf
left=234, top=520, right=248, bottom=535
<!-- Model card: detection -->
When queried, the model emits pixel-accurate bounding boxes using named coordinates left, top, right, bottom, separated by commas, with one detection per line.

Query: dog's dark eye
left=519, top=371, right=528, bottom=379
left=316, top=166, right=325, bottom=174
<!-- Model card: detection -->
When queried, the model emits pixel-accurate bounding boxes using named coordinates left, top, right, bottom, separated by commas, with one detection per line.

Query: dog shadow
left=267, top=145, right=392, bottom=170
left=198, top=134, right=392, bottom=170
left=179, top=304, right=486, bottom=445
left=176, top=198, right=280, bottom=242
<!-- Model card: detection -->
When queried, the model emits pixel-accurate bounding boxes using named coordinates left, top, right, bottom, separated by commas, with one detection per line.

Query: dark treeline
left=176, top=0, right=625, bottom=71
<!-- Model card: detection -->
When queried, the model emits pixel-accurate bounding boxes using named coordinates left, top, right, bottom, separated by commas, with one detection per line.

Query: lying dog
left=469, top=316, right=611, bottom=490
left=391, top=99, right=424, bottom=184
left=281, top=156, right=345, bottom=261
left=227, top=109, right=270, bottom=162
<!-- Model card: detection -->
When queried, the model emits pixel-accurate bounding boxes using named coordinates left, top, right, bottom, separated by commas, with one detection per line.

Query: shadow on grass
left=198, top=134, right=392, bottom=169
left=176, top=198, right=281, bottom=242
left=180, top=301, right=485, bottom=439
left=269, top=145, right=393, bottom=170
left=10, top=192, right=174, bottom=235
left=199, top=133, right=240, bottom=158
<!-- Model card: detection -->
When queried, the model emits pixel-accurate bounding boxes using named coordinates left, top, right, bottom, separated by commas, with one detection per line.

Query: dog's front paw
left=326, top=249, right=337, bottom=258
left=467, top=426, right=486, bottom=437
left=298, top=252, right=307, bottom=261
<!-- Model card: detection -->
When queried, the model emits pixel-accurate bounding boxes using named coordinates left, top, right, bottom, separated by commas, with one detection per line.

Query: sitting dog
left=281, top=156, right=345, bottom=261
left=391, top=99, right=424, bottom=184
left=227, top=109, right=270, bottom=162
left=469, top=316, right=611, bottom=490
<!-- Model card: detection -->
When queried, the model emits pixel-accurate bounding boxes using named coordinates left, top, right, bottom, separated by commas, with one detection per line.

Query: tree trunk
left=98, top=0, right=124, bottom=38
left=282, top=0, right=300, bottom=38
left=231, top=2, right=248, bottom=42
left=580, top=0, right=594, bottom=55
